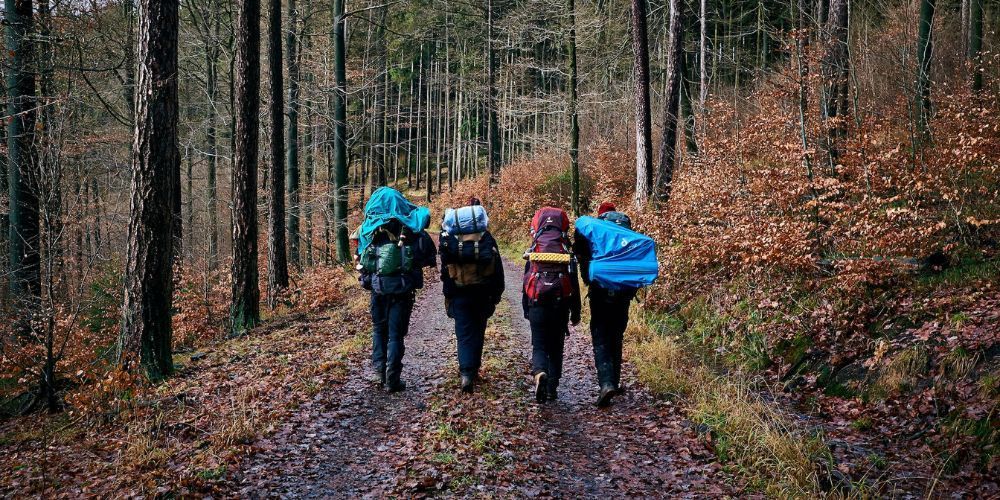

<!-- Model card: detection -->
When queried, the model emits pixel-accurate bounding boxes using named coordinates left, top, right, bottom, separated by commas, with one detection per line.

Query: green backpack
left=360, top=228, right=415, bottom=276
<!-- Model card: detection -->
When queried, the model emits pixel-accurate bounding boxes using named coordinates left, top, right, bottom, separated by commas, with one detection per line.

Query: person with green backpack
left=356, top=188, right=437, bottom=392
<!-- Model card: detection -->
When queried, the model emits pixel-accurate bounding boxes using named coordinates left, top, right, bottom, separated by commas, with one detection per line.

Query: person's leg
left=545, top=306, right=568, bottom=398
left=527, top=306, right=551, bottom=402
left=452, top=296, right=482, bottom=377
left=611, top=300, right=630, bottom=389
left=385, top=293, right=414, bottom=390
left=370, top=293, right=389, bottom=383
left=590, top=298, right=616, bottom=388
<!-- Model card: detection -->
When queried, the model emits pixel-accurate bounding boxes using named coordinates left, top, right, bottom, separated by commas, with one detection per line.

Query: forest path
left=236, top=261, right=739, bottom=497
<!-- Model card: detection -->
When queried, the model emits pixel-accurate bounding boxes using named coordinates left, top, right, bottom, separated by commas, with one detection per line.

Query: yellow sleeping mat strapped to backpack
left=526, top=252, right=573, bottom=263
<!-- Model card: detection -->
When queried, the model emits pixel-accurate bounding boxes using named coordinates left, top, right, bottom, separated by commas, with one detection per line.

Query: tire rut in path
left=237, top=261, right=738, bottom=497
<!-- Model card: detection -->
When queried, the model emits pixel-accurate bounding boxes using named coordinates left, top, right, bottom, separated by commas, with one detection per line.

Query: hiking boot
left=597, top=384, right=616, bottom=408
left=547, top=388, right=558, bottom=401
left=547, top=378, right=559, bottom=401
left=533, top=372, right=548, bottom=403
left=371, top=364, right=387, bottom=387
left=385, top=380, right=407, bottom=393
left=460, top=374, right=475, bottom=394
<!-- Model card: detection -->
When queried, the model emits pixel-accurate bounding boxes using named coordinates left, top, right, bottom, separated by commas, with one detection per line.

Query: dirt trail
left=237, top=261, right=739, bottom=497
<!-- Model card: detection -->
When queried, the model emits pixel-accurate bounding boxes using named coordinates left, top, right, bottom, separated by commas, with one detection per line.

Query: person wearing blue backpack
left=574, top=202, right=658, bottom=407
left=356, top=187, right=437, bottom=393
left=439, top=198, right=505, bottom=394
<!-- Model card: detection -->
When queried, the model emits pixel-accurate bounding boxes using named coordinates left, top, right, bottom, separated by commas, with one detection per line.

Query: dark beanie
left=467, top=197, right=482, bottom=206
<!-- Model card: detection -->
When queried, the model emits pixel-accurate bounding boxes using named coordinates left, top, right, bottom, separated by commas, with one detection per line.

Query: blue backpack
left=575, top=216, right=659, bottom=291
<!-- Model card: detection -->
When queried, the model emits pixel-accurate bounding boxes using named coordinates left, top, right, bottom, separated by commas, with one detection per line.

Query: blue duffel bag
left=575, top=216, right=659, bottom=291
left=442, top=205, right=489, bottom=235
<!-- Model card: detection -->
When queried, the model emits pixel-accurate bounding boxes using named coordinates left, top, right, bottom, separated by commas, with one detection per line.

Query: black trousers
left=370, top=291, right=415, bottom=384
left=527, top=304, right=569, bottom=390
left=590, top=295, right=630, bottom=388
left=449, top=295, right=496, bottom=377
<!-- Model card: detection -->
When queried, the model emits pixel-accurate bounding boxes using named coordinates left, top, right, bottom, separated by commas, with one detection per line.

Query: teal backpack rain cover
left=357, top=187, right=431, bottom=256
left=575, top=216, right=659, bottom=291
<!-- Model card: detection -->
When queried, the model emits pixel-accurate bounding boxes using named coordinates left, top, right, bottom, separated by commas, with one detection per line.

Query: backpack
left=359, top=225, right=415, bottom=276
left=598, top=210, right=632, bottom=230
left=440, top=231, right=499, bottom=287
left=442, top=205, right=489, bottom=235
left=523, top=207, right=574, bottom=303
left=574, top=216, right=658, bottom=292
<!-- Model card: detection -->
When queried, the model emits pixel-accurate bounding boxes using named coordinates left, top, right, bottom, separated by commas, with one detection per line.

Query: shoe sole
left=534, top=374, right=548, bottom=403
left=597, top=390, right=614, bottom=408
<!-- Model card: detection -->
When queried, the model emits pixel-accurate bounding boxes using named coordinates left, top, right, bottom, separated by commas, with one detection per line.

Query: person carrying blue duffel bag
left=356, top=187, right=437, bottom=393
left=573, top=202, right=658, bottom=407
left=438, top=197, right=504, bottom=394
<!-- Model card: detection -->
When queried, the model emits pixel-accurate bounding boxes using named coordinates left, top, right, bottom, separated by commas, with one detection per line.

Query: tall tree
left=567, top=0, right=580, bottom=215
left=331, top=0, right=350, bottom=262
left=916, top=0, right=935, bottom=135
left=486, top=0, right=502, bottom=183
left=119, top=0, right=180, bottom=379
left=631, top=0, right=653, bottom=207
left=286, top=0, right=301, bottom=268
left=6, top=0, right=41, bottom=319
left=655, top=0, right=684, bottom=204
left=232, top=0, right=262, bottom=334
left=821, top=0, right=849, bottom=164
left=968, top=0, right=983, bottom=91
left=698, top=0, right=707, bottom=111
left=267, top=0, right=289, bottom=307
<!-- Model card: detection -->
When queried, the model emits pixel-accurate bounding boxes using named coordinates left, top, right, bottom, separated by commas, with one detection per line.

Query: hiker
left=356, top=187, right=437, bottom=392
left=439, top=197, right=505, bottom=394
left=574, top=202, right=659, bottom=407
left=522, top=207, right=581, bottom=402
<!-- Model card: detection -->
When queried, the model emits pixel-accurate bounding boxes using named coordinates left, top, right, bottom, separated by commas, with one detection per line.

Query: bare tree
left=654, top=0, right=684, bottom=205
left=631, top=0, right=653, bottom=207
left=267, top=0, right=289, bottom=307
left=232, top=0, right=262, bottom=334
left=120, top=0, right=181, bottom=379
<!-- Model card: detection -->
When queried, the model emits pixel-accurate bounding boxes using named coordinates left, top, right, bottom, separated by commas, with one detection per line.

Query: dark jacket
left=439, top=230, right=505, bottom=304
left=521, top=257, right=581, bottom=324
left=573, top=229, right=637, bottom=302
left=360, top=221, right=437, bottom=294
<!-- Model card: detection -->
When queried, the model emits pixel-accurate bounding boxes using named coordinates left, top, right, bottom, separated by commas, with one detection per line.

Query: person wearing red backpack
left=522, top=207, right=581, bottom=403
left=573, top=202, right=638, bottom=407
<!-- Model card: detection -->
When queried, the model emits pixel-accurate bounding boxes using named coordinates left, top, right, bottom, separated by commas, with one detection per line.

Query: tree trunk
left=286, top=0, right=301, bottom=269
left=968, top=0, right=983, bottom=91
left=822, top=0, right=849, bottom=165
left=331, top=0, right=350, bottom=263
left=567, top=0, right=581, bottom=215
left=205, top=1, right=221, bottom=271
left=120, top=0, right=179, bottom=379
left=486, top=0, right=501, bottom=183
left=916, top=0, right=936, bottom=135
left=232, top=0, right=262, bottom=335
left=6, top=0, right=40, bottom=333
left=654, top=0, right=684, bottom=205
left=699, top=0, right=707, bottom=111
left=267, top=0, right=289, bottom=307
left=631, top=0, right=653, bottom=208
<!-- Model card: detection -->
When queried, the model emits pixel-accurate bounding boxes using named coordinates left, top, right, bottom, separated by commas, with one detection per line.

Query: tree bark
left=567, top=0, right=580, bottom=215
left=968, top=0, right=983, bottom=91
left=654, top=0, right=684, bottom=205
left=331, top=0, right=350, bottom=263
left=286, top=0, right=301, bottom=269
left=5, top=0, right=40, bottom=313
left=821, top=0, right=849, bottom=164
left=916, top=0, right=936, bottom=135
left=267, top=0, right=289, bottom=308
left=205, top=0, right=221, bottom=271
left=120, top=0, right=180, bottom=379
left=631, top=0, right=653, bottom=208
left=486, top=0, right=501, bottom=183
left=232, top=0, right=262, bottom=335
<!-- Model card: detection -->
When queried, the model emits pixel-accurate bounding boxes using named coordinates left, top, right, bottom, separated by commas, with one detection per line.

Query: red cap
left=597, top=202, right=616, bottom=216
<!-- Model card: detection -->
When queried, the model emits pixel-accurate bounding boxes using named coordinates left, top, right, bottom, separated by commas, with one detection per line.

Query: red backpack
left=523, top=207, right=574, bottom=303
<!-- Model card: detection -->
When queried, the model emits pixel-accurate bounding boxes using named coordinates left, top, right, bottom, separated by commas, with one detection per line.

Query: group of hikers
left=354, top=187, right=658, bottom=408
